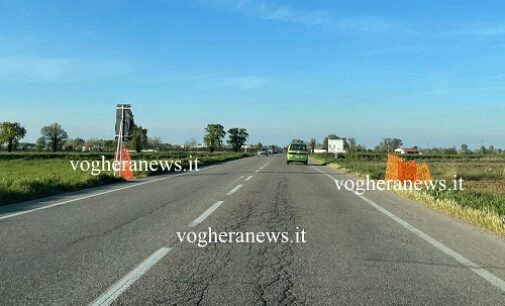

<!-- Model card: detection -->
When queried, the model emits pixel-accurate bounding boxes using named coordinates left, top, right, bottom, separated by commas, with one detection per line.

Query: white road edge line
left=263, top=158, right=274, bottom=167
left=356, top=193, right=505, bottom=292
left=255, top=158, right=274, bottom=173
left=189, top=201, right=224, bottom=227
left=311, top=165, right=335, bottom=179
left=226, top=184, right=243, bottom=196
left=89, top=247, right=171, bottom=306
left=245, top=175, right=253, bottom=181
left=0, top=163, right=224, bottom=221
left=311, top=165, right=505, bottom=293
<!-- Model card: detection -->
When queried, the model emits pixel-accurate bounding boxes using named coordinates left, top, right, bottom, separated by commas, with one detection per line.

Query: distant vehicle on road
left=266, top=147, right=274, bottom=155
left=257, top=147, right=269, bottom=156
left=287, top=143, right=308, bottom=165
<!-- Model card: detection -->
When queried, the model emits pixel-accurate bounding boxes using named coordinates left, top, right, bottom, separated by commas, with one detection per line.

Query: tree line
left=303, top=134, right=504, bottom=155
left=0, top=122, right=71, bottom=152
left=0, top=121, right=249, bottom=153
left=0, top=121, right=157, bottom=153
left=203, top=124, right=249, bottom=153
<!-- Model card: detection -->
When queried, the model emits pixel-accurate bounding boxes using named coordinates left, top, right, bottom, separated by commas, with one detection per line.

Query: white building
left=394, top=147, right=420, bottom=155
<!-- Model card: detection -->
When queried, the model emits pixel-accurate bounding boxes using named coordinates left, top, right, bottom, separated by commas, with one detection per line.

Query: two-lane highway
left=1, top=156, right=504, bottom=305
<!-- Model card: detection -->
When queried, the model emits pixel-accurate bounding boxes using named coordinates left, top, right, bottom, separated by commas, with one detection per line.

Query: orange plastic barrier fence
left=385, top=154, right=431, bottom=182
left=120, top=148, right=134, bottom=180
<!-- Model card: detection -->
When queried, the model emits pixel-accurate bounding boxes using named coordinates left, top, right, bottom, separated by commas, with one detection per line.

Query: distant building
left=82, top=144, right=104, bottom=152
left=242, top=144, right=254, bottom=152
left=180, top=143, right=207, bottom=150
left=395, top=147, right=421, bottom=155
left=313, top=147, right=327, bottom=153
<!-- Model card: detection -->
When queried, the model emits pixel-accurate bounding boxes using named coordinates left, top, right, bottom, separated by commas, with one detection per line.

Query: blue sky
left=0, top=0, right=504, bottom=149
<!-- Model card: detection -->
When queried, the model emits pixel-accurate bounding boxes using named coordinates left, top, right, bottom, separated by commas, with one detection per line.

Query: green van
left=287, top=143, right=308, bottom=165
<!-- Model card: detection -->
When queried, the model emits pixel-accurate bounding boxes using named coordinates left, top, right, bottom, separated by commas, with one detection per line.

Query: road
left=0, top=155, right=504, bottom=305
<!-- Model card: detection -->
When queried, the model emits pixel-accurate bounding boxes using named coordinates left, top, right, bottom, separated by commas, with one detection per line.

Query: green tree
left=204, top=124, right=226, bottom=153
left=309, top=138, right=316, bottom=153
left=0, top=122, right=26, bottom=152
left=460, top=144, right=469, bottom=154
left=184, top=137, right=198, bottom=150
left=129, top=126, right=148, bottom=153
left=443, top=146, right=458, bottom=155
left=378, top=138, right=403, bottom=153
left=63, top=138, right=76, bottom=151
left=74, top=137, right=85, bottom=151
left=148, top=137, right=163, bottom=151
left=35, top=137, right=47, bottom=151
left=356, top=144, right=367, bottom=152
left=63, top=137, right=86, bottom=151
left=347, top=138, right=357, bottom=151
left=41, top=123, right=68, bottom=152
left=103, top=139, right=115, bottom=152
left=227, top=128, right=249, bottom=152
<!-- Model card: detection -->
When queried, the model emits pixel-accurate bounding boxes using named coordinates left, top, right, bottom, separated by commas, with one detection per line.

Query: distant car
left=257, top=147, right=269, bottom=156
left=287, top=143, right=308, bottom=165
left=266, top=147, right=274, bottom=155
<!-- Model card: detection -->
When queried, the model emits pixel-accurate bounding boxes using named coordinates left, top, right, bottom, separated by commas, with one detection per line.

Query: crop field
left=0, top=151, right=252, bottom=206
left=312, top=152, right=505, bottom=188
left=311, top=152, right=505, bottom=232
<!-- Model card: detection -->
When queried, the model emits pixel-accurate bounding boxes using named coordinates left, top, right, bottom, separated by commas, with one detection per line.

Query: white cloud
left=201, top=0, right=411, bottom=34
left=0, top=56, right=134, bottom=81
left=202, top=1, right=505, bottom=37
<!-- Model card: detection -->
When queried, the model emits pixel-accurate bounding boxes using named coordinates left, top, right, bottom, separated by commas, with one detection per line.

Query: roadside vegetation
left=310, top=152, right=505, bottom=236
left=0, top=157, right=121, bottom=206
left=0, top=151, right=252, bottom=206
left=0, top=119, right=255, bottom=206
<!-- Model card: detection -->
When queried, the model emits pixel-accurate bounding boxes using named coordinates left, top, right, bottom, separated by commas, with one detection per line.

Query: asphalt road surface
left=1, top=156, right=504, bottom=305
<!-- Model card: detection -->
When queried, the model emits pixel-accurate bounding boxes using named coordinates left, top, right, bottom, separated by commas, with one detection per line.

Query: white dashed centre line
left=89, top=247, right=171, bottom=306
left=226, top=184, right=243, bottom=195
left=189, top=201, right=225, bottom=227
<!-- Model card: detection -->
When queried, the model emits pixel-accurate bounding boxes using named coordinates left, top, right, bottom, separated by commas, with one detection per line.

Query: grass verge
left=310, top=153, right=505, bottom=237
left=0, top=152, right=252, bottom=206
left=397, top=190, right=505, bottom=237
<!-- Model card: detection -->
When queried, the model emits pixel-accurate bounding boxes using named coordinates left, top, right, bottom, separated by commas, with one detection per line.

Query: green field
left=0, top=151, right=252, bottom=206
left=310, top=152, right=505, bottom=234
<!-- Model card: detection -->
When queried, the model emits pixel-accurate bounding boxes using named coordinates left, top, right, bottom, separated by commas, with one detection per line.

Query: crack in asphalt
left=119, top=170, right=307, bottom=306
left=226, top=176, right=302, bottom=305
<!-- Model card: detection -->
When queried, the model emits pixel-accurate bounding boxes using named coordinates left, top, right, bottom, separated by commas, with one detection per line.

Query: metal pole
left=114, top=105, right=125, bottom=177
